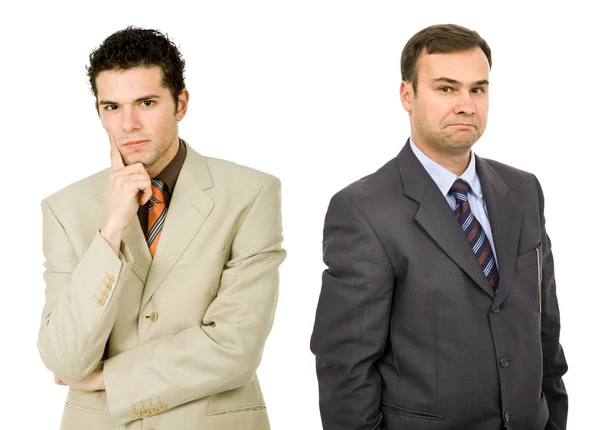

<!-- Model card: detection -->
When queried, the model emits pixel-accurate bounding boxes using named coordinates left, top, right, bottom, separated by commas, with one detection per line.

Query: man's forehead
left=416, top=50, right=489, bottom=83
left=96, top=66, right=165, bottom=98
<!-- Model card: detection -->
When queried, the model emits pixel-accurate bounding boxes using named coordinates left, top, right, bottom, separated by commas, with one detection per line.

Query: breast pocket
left=516, top=244, right=542, bottom=313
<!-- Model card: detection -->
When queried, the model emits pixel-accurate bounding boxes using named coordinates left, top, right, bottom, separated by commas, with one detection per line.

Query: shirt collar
left=409, top=137, right=482, bottom=198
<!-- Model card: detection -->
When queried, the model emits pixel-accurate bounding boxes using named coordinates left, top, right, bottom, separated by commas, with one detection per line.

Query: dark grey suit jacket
left=310, top=141, right=568, bottom=430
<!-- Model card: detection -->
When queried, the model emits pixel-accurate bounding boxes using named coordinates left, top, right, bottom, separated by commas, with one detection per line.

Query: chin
left=448, top=133, right=480, bottom=148
left=124, top=156, right=148, bottom=167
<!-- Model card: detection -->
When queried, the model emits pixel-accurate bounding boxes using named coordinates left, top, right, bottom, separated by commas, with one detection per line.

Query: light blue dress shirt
left=409, top=139, right=498, bottom=264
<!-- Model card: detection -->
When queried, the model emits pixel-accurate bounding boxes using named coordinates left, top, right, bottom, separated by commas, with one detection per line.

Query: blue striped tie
left=450, top=179, right=499, bottom=292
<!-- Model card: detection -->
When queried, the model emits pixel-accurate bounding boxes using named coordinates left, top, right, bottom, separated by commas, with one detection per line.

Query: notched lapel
left=141, top=148, right=215, bottom=308
left=398, top=142, right=494, bottom=298
left=414, top=184, right=494, bottom=297
left=476, top=158, right=523, bottom=306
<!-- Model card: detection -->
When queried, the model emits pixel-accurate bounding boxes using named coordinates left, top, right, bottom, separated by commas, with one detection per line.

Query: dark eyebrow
left=433, top=77, right=460, bottom=85
left=433, top=77, right=489, bottom=86
left=98, top=94, right=160, bottom=106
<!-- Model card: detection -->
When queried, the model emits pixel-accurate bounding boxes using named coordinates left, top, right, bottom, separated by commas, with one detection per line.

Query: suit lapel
left=398, top=141, right=494, bottom=297
left=141, top=146, right=215, bottom=308
left=397, top=141, right=524, bottom=300
left=476, top=157, right=523, bottom=305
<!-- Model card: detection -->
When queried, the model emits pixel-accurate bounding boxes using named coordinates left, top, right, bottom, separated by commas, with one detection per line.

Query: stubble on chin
left=122, top=148, right=162, bottom=169
left=443, top=127, right=481, bottom=149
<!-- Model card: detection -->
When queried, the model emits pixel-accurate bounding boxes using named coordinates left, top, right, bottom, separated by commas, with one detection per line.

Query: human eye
left=141, top=100, right=155, bottom=107
left=472, top=87, right=485, bottom=94
left=440, top=86, right=454, bottom=93
left=104, top=104, right=118, bottom=111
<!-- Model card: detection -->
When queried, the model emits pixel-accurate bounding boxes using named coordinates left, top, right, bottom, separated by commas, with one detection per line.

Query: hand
left=100, top=135, right=152, bottom=253
left=54, top=374, right=66, bottom=386
left=54, top=369, right=105, bottom=392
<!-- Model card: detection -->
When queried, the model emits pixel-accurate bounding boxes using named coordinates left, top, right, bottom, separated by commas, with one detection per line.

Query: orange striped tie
left=147, top=179, right=167, bottom=257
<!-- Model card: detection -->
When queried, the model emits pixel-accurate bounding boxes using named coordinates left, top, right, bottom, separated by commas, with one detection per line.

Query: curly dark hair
left=401, top=24, right=491, bottom=95
left=87, top=26, right=186, bottom=109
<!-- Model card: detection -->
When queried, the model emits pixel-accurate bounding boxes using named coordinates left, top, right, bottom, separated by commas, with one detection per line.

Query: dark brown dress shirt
left=137, top=139, right=187, bottom=235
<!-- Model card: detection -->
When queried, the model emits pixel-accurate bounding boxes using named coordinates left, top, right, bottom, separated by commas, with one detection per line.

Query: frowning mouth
left=448, top=123, right=476, bottom=128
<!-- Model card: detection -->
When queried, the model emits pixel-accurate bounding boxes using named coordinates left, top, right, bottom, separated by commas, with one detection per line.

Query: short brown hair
left=401, top=24, right=491, bottom=94
left=87, top=26, right=186, bottom=109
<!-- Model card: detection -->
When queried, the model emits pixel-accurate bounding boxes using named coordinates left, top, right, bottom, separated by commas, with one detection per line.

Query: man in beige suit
left=37, top=27, right=285, bottom=430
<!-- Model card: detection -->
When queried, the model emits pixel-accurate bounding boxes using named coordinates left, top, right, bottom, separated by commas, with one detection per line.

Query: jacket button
left=149, top=312, right=158, bottom=322
left=500, top=357, right=510, bottom=368
left=492, top=307, right=500, bottom=314
left=504, top=411, right=511, bottom=423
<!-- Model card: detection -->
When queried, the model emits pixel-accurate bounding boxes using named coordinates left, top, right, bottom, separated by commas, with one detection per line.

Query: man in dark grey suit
left=310, top=24, right=568, bottom=430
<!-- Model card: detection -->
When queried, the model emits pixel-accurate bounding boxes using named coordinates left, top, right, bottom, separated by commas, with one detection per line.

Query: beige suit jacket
left=37, top=142, right=286, bottom=429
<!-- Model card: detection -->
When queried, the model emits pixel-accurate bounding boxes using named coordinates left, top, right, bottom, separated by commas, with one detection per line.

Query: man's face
left=401, top=47, right=490, bottom=155
left=96, top=66, right=186, bottom=170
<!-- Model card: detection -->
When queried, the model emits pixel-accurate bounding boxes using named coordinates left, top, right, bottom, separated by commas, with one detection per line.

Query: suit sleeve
left=533, top=176, right=568, bottom=430
left=102, top=176, right=286, bottom=426
left=37, top=199, right=134, bottom=382
left=310, top=191, right=395, bottom=430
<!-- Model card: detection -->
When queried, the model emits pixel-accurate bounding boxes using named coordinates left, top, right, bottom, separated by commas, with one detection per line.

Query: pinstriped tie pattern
left=450, top=179, right=499, bottom=292
left=147, top=179, right=167, bottom=257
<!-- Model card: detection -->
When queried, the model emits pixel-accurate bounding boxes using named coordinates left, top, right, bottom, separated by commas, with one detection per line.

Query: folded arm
left=37, top=199, right=133, bottom=383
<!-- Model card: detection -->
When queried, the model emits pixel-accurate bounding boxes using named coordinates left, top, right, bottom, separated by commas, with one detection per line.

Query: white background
left=1, top=1, right=597, bottom=428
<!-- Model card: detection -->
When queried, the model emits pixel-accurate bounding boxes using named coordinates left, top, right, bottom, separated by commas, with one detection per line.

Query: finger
left=110, top=167, right=147, bottom=184
left=122, top=179, right=153, bottom=195
left=138, top=183, right=153, bottom=205
left=110, top=162, right=147, bottom=178
left=118, top=173, right=150, bottom=182
left=109, top=134, right=125, bottom=171
left=122, top=174, right=152, bottom=205
left=120, top=162, right=147, bottom=175
left=141, top=175, right=152, bottom=205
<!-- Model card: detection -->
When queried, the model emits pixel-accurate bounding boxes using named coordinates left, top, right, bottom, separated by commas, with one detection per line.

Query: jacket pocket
left=64, top=389, right=101, bottom=413
left=516, top=245, right=543, bottom=313
left=64, top=400, right=98, bottom=413
left=209, top=405, right=266, bottom=417
left=516, top=248, right=539, bottom=272
left=381, top=402, right=443, bottom=421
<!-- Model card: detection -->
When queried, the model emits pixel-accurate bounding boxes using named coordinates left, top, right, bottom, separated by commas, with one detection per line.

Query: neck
left=147, top=137, right=180, bottom=178
left=411, top=137, right=471, bottom=176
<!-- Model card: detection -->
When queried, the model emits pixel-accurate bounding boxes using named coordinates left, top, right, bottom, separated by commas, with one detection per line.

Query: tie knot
left=150, top=179, right=166, bottom=203
left=449, top=179, right=471, bottom=202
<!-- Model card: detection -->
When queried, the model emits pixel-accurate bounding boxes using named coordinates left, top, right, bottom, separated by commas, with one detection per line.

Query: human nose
left=454, top=90, right=475, bottom=116
left=121, top=105, right=142, bottom=133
